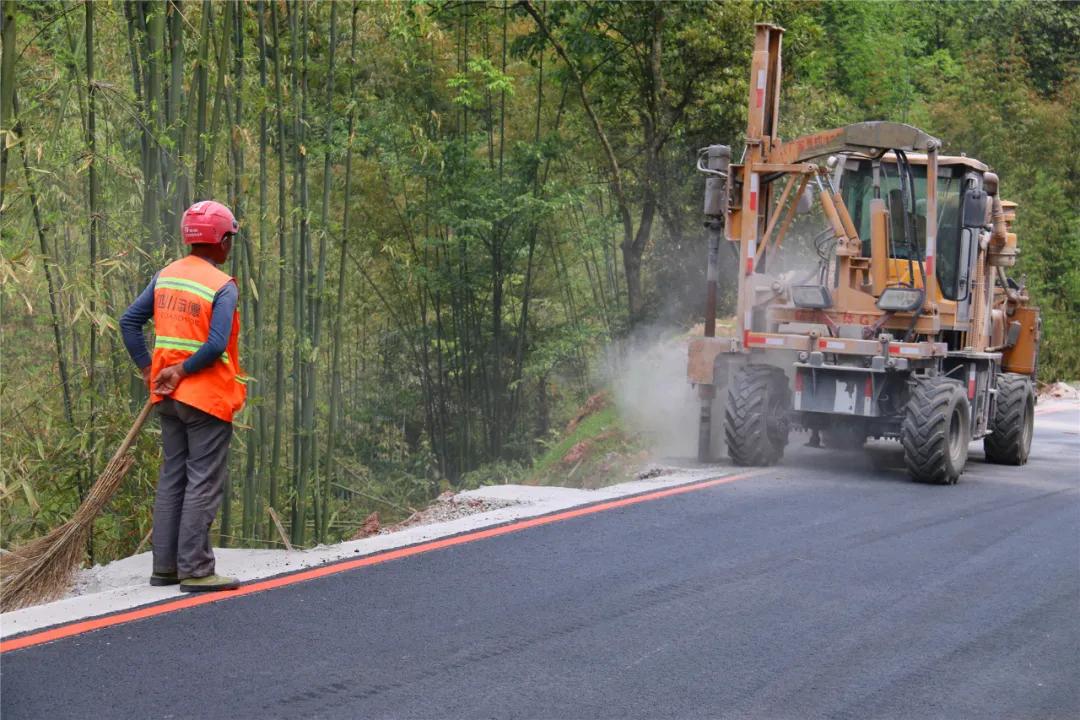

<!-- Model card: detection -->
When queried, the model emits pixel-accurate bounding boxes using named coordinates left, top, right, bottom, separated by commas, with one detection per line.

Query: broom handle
left=71, top=399, right=154, bottom=523
left=109, top=399, right=155, bottom=463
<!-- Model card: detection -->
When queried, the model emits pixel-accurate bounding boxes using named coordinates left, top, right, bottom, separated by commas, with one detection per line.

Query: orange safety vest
left=150, top=255, right=247, bottom=423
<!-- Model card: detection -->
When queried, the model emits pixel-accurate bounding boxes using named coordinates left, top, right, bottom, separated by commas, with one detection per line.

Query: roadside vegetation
left=527, top=395, right=646, bottom=490
left=1, top=1, right=1076, bottom=562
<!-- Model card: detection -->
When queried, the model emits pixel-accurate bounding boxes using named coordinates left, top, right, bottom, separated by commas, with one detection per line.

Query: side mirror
left=962, top=188, right=988, bottom=228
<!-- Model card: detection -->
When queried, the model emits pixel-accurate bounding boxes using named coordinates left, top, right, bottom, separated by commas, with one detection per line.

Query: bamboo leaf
left=20, top=480, right=39, bottom=511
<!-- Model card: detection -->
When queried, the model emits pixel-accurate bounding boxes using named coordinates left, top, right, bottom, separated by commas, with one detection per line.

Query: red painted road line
left=0, top=471, right=761, bottom=654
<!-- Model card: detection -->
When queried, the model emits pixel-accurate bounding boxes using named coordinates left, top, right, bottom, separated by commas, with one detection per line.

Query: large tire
left=901, top=376, right=971, bottom=485
left=984, top=373, right=1034, bottom=465
left=724, top=365, right=790, bottom=466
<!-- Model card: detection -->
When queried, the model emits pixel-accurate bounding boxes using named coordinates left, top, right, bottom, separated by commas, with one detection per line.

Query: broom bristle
left=0, top=523, right=91, bottom=610
left=1, top=453, right=137, bottom=611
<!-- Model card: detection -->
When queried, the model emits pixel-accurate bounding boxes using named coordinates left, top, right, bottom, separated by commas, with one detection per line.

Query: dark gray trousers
left=152, top=398, right=232, bottom=579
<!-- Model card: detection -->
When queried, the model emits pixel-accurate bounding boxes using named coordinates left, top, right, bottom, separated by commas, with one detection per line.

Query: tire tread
left=984, top=373, right=1033, bottom=465
left=902, top=376, right=968, bottom=484
left=724, top=365, right=788, bottom=466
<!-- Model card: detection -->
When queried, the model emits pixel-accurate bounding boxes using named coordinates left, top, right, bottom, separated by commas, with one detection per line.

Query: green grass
left=526, top=405, right=646, bottom=489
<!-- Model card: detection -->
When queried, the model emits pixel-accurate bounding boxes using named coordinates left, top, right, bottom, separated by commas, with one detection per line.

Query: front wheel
left=724, top=365, right=790, bottom=466
left=984, top=373, right=1035, bottom=465
left=902, top=376, right=971, bottom=485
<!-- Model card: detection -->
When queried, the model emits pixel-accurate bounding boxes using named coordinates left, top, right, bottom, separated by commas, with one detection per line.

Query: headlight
left=877, top=287, right=924, bottom=312
left=790, top=285, right=832, bottom=309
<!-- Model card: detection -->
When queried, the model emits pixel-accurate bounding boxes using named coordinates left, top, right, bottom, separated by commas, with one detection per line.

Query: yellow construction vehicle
left=689, top=23, right=1040, bottom=484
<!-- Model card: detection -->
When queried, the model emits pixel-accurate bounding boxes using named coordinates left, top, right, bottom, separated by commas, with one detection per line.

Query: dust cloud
left=598, top=186, right=834, bottom=461
left=604, top=329, right=700, bottom=459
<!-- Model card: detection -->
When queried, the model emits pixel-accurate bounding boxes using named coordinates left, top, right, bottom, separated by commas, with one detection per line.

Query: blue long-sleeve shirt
left=120, top=260, right=238, bottom=375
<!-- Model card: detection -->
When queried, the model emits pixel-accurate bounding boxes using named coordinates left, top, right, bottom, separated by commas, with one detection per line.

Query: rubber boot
left=179, top=574, right=240, bottom=593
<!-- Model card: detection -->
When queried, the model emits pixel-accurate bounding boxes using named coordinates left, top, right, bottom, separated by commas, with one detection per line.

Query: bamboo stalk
left=268, top=0, right=288, bottom=528
left=266, top=507, right=294, bottom=552
left=0, top=3, right=15, bottom=211
left=13, top=90, right=75, bottom=428
left=325, top=1, right=360, bottom=536
left=133, top=527, right=153, bottom=556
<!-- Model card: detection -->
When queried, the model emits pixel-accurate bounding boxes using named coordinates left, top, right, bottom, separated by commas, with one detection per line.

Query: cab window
left=841, top=160, right=963, bottom=299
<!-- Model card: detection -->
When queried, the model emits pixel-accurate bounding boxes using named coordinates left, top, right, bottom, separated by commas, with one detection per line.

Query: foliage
left=527, top=405, right=644, bottom=490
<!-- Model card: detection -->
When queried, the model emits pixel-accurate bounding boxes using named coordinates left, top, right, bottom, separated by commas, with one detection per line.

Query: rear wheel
left=724, top=365, right=790, bottom=466
left=984, top=373, right=1034, bottom=465
left=902, top=376, right=970, bottom=485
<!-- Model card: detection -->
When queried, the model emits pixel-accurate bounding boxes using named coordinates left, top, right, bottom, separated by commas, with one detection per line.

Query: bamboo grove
left=1, top=1, right=1077, bottom=561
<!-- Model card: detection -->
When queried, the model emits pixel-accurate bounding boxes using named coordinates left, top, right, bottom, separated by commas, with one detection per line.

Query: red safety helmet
left=180, top=200, right=238, bottom=245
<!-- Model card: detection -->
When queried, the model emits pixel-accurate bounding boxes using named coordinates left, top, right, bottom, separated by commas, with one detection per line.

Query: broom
left=1, top=399, right=155, bottom=612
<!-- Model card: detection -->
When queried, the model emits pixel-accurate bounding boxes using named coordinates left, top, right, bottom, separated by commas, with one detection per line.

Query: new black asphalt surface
left=3, top=408, right=1078, bottom=719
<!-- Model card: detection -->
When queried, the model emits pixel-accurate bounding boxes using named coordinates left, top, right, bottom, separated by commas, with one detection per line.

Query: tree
left=519, top=1, right=752, bottom=325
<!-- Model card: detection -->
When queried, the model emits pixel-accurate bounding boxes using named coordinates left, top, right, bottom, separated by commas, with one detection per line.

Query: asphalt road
left=3, top=407, right=1078, bottom=720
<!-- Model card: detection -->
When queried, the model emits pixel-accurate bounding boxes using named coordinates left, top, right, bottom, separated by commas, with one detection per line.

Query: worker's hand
left=140, top=365, right=152, bottom=390
left=153, top=363, right=187, bottom=396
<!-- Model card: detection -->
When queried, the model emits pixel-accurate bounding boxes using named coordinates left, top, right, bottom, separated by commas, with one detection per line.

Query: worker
left=120, top=200, right=247, bottom=593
